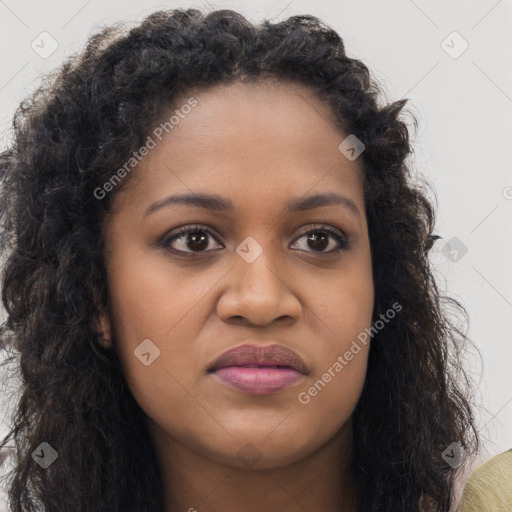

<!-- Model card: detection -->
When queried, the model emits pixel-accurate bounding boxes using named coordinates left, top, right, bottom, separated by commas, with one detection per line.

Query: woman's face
left=101, top=80, right=374, bottom=470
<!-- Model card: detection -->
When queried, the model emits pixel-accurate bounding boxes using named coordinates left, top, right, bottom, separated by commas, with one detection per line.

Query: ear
left=90, top=306, right=112, bottom=348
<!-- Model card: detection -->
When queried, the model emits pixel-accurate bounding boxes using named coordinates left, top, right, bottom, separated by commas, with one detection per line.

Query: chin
left=202, top=430, right=320, bottom=470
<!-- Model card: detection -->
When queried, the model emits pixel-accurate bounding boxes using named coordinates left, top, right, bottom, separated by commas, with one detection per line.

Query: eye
left=160, top=224, right=223, bottom=255
left=159, top=223, right=348, bottom=256
left=290, top=224, right=348, bottom=255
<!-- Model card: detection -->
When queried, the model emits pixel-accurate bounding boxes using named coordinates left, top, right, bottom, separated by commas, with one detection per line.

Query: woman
left=0, top=8, right=480, bottom=511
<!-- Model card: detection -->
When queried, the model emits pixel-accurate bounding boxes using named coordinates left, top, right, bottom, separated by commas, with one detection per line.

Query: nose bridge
left=234, top=234, right=285, bottom=298
left=216, top=233, right=301, bottom=325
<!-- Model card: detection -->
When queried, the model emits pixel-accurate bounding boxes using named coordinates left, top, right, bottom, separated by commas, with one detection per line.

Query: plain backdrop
left=1, top=0, right=511, bottom=507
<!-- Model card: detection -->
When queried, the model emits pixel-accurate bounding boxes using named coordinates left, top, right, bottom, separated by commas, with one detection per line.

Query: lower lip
left=212, top=366, right=304, bottom=394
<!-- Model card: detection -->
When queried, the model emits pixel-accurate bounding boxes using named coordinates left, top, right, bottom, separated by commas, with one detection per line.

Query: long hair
left=0, top=8, right=479, bottom=511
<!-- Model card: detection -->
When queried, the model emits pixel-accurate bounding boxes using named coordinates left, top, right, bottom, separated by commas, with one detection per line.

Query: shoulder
left=457, top=449, right=512, bottom=511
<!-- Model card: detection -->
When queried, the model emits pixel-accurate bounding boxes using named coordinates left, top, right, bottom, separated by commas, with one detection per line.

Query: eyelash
left=159, top=223, right=349, bottom=257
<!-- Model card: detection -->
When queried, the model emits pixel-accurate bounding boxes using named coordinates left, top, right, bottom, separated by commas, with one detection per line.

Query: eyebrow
left=144, top=191, right=362, bottom=220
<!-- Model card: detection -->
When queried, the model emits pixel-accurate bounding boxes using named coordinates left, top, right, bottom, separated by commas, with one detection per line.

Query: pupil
left=187, top=231, right=208, bottom=251
left=308, top=232, right=328, bottom=251
left=184, top=230, right=330, bottom=252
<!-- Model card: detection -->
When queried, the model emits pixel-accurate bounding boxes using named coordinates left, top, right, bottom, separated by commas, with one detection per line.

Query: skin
left=97, top=79, right=374, bottom=512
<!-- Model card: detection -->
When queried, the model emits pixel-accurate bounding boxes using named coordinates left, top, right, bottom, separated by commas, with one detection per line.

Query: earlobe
left=90, top=308, right=112, bottom=348
left=98, top=331, right=112, bottom=349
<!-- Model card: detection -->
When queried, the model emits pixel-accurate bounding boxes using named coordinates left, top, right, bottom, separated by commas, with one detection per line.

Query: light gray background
left=1, top=0, right=511, bottom=507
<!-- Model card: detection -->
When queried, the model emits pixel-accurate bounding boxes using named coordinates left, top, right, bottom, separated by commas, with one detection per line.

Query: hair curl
left=0, top=8, right=479, bottom=512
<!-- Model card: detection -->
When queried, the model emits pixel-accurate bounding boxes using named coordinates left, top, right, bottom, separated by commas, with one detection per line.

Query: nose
left=216, top=246, right=302, bottom=327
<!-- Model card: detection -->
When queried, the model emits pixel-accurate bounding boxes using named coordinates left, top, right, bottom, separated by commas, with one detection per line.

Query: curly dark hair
left=0, top=7, right=480, bottom=512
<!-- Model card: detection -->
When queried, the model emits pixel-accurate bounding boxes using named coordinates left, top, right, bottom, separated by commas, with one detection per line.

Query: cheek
left=295, top=265, right=373, bottom=420
left=289, top=304, right=372, bottom=454
left=106, top=245, right=218, bottom=349
left=307, top=259, right=374, bottom=350
left=107, top=266, right=213, bottom=444
left=105, top=252, right=209, bottom=402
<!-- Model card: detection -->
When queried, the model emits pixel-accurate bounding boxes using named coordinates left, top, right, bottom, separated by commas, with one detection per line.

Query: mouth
left=210, top=366, right=304, bottom=394
left=207, top=343, right=307, bottom=394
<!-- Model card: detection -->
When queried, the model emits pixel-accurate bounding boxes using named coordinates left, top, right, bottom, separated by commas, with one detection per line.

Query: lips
left=207, top=344, right=308, bottom=374
left=207, top=343, right=307, bottom=394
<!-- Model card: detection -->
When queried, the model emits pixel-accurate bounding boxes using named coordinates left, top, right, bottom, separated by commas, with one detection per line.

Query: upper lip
left=207, top=343, right=308, bottom=374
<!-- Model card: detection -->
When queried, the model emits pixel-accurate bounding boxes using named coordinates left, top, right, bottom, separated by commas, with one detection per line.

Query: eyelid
left=293, top=223, right=346, bottom=241
left=289, top=223, right=348, bottom=254
left=159, top=222, right=348, bottom=255
left=158, top=223, right=224, bottom=252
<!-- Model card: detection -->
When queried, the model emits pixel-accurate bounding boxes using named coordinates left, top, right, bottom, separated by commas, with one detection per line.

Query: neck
left=148, top=419, right=358, bottom=512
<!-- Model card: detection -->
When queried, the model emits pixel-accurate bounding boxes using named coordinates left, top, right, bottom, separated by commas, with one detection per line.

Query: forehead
left=113, top=79, right=365, bottom=218
left=155, top=79, right=353, bottom=163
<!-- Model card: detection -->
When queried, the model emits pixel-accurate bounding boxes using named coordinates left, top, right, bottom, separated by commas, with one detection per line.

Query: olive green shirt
left=457, top=448, right=512, bottom=512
